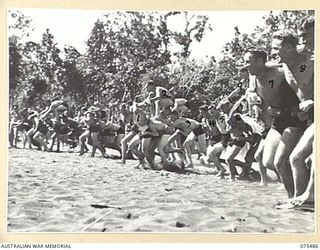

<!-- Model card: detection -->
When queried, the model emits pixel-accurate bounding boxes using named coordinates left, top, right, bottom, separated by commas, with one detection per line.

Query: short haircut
left=299, top=16, right=314, bottom=31
left=146, top=80, right=155, bottom=86
left=170, top=110, right=179, bottom=116
left=247, top=50, right=268, bottom=63
left=273, top=30, right=298, bottom=47
left=239, top=67, right=248, bottom=73
left=217, top=99, right=231, bottom=109
left=199, top=104, right=209, bottom=110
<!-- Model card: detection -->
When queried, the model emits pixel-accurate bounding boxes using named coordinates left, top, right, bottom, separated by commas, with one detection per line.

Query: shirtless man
left=202, top=100, right=231, bottom=177
left=150, top=86, right=174, bottom=117
left=9, top=104, right=22, bottom=147
left=225, top=113, right=255, bottom=181
left=100, top=120, right=125, bottom=156
left=229, top=74, right=275, bottom=185
left=132, top=105, right=165, bottom=169
left=15, top=108, right=33, bottom=148
left=165, top=110, right=207, bottom=168
left=244, top=50, right=306, bottom=198
left=79, top=107, right=107, bottom=158
left=119, top=102, right=138, bottom=164
left=272, top=24, right=314, bottom=206
left=297, top=15, right=314, bottom=55
left=272, top=31, right=314, bottom=102
left=153, top=106, right=176, bottom=165
left=226, top=68, right=250, bottom=103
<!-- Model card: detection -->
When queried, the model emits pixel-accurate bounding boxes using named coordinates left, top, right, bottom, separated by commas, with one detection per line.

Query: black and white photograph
left=7, top=8, right=315, bottom=234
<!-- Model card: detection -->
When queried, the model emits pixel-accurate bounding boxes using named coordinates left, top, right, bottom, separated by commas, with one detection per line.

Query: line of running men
left=9, top=15, right=314, bottom=209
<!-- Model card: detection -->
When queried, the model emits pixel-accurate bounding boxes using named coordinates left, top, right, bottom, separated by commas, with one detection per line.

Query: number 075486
left=300, top=244, right=319, bottom=248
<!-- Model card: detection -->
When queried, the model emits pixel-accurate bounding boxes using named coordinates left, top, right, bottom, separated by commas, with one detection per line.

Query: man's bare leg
left=121, top=131, right=137, bottom=164
left=183, top=132, right=196, bottom=168
left=225, top=145, right=242, bottom=181
left=274, top=127, right=303, bottom=198
left=262, top=128, right=281, bottom=171
left=35, top=131, right=48, bottom=151
left=205, top=142, right=226, bottom=177
left=129, top=135, right=145, bottom=168
left=255, top=139, right=267, bottom=185
left=79, top=130, right=90, bottom=156
left=289, top=123, right=314, bottom=197
left=290, top=152, right=314, bottom=206
left=26, top=128, right=35, bottom=149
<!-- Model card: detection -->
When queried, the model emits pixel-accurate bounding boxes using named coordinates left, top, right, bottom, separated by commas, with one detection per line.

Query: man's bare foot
left=199, top=156, right=210, bottom=166
left=276, top=183, right=285, bottom=190
left=185, top=163, right=194, bottom=169
left=216, top=168, right=226, bottom=177
left=290, top=194, right=313, bottom=207
left=259, top=181, right=267, bottom=186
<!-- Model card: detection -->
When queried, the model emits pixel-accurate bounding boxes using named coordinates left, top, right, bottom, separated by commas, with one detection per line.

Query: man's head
left=208, top=105, right=219, bottom=119
left=21, top=108, right=28, bottom=116
left=243, top=50, right=267, bottom=75
left=272, top=31, right=298, bottom=62
left=87, top=95, right=94, bottom=105
left=169, top=110, right=180, bottom=122
left=199, top=104, right=209, bottom=116
left=145, top=80, right=155, bottom=92
left=80, top=106, right=87, bottom=114
left=239, top=67, right=249, bottom=80
left=298, top=16, right=314, bottom=52
left=12, top=104, right=18, bottom=111
left=228, top=113, right=244, bottom=127
left=217, top=99, right=231, bottom=114
left=161, top=106, right=172, bottom=116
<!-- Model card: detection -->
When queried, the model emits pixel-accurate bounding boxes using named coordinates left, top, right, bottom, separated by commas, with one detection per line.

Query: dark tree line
left=9, top=10, right=312, bottom=116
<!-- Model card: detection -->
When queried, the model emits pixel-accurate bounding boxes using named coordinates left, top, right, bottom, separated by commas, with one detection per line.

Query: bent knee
left=120, top=138, right=128, bottom=146
left=289, top=152, right=305, bottom=168
left=262, top=157, right=274, bottom=170
left=273, top=155, right=288, bottom=171
left=226, top=157, right=234, bottom=164
left=183, top=140, right=191, bottom=147
left=254, top=151, right=262, bottom=162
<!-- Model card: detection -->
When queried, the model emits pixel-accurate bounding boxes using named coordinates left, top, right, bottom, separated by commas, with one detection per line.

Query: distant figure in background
left=9, top=104, right=22, bottom=148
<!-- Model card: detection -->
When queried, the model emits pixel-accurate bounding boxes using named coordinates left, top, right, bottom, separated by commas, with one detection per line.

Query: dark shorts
left=57, top=125, right=69, bottom=134
left=272, top=112, right=307, bottom=135
left=101, top=129, right=114, bottom=137
left=193, top=125, right=205, bottom=136
left=229, top=139, right=246, bottom=148
left=19, top=123, right=32, bottom=131
left=220, top=133, right=231, bottom=147
left=308, top=107, right=314, bottom=123
left=117, top=127, right=125, bottom=135
left=261, top=128, right=270, bottom=139
left=131, top=124, right=139, bottom=133
left=69, top=127, right=83, bottom=138
left=37, top=124, right=48, bottom=135
left=140, top=132, right=160, bottom=139
left=209, top=134, right=222, bottom=142
left=89, top=124, right=100, bottom=133
left=160, top=126, right=174, bottom=135
left=176, top=130, right=187, bottom=143
left=252, top=133, right=262, bottom=144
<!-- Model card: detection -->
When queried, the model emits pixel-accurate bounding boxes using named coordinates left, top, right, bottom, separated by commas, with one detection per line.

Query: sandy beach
left=7, top=148, right=315, bottom=233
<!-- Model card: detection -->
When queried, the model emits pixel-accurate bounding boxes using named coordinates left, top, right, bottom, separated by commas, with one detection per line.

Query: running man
left=271, top=21, right=315, bottom=206
left=243, top=50, right=306, bottom=198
